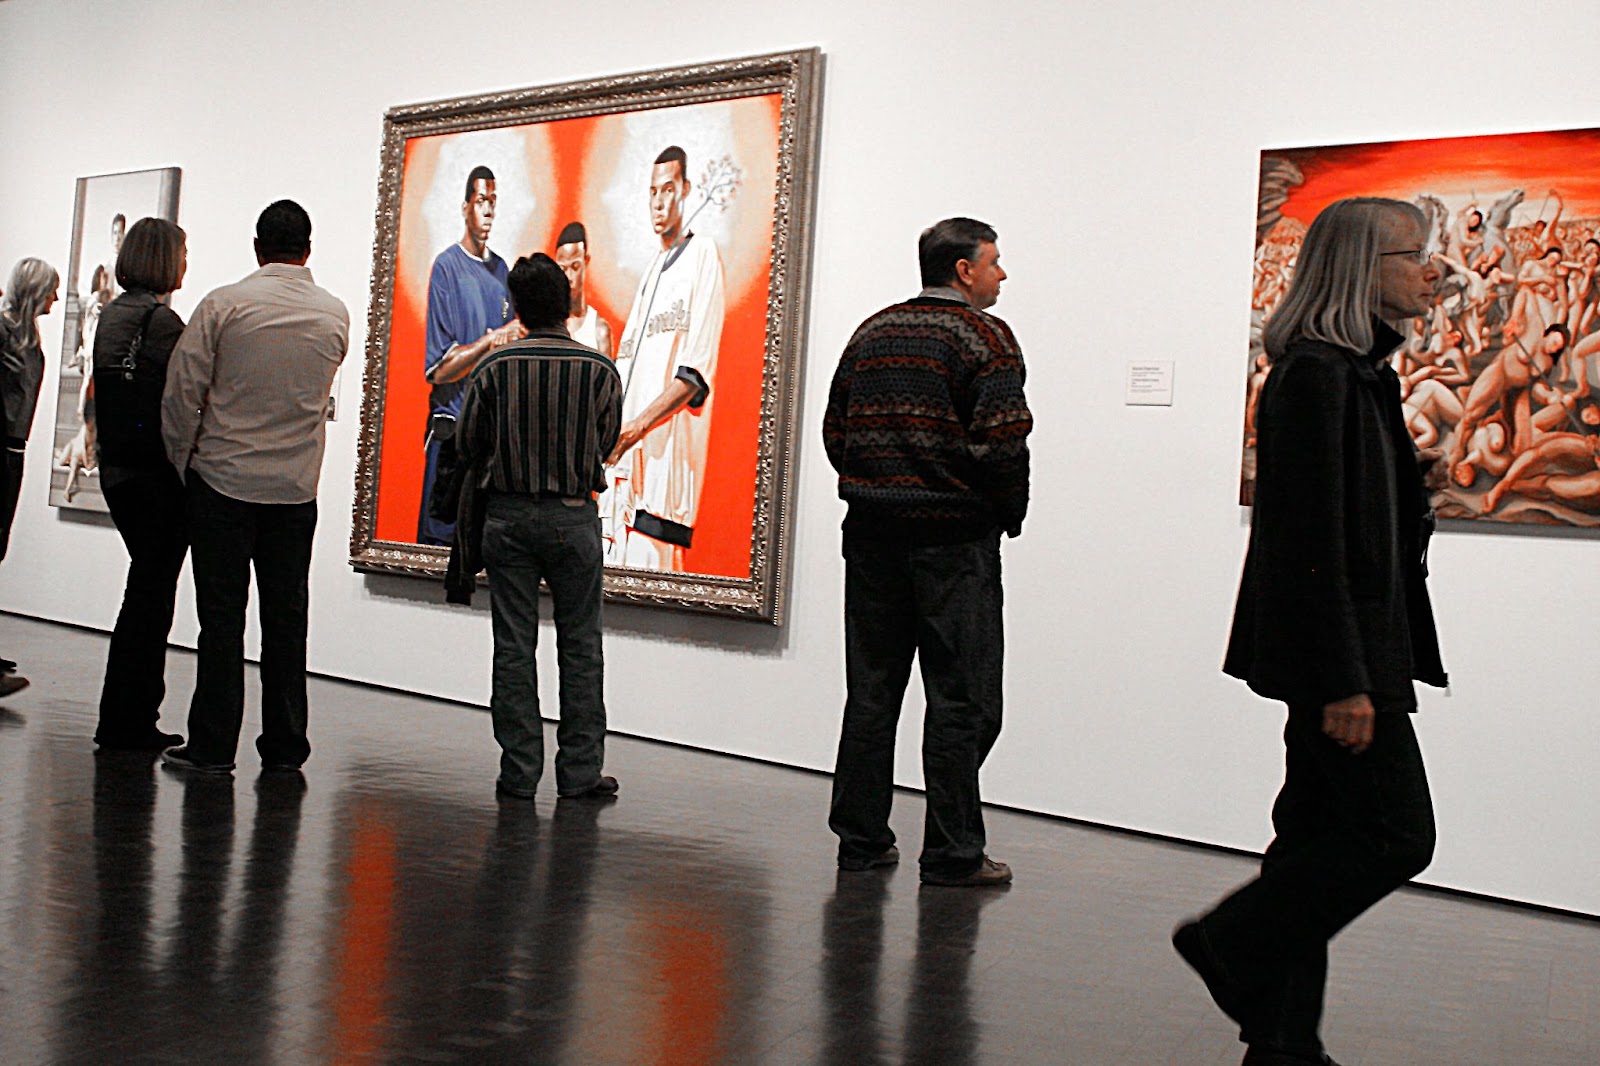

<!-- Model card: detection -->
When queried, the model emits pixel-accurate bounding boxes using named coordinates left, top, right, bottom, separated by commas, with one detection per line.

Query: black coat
left=1224, top=323, right=1447, bottom=711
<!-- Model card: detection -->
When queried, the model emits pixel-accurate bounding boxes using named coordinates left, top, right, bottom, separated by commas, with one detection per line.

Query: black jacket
left=92, top=292, right=185, bottom=472
left=1224, top=323, right=1447, bottom=710
left=0, top=313, right=45, bottom=445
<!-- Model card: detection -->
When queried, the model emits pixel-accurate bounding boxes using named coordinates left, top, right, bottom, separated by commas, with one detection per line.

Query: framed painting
left=350, top=48, right=822, bottom=622
left=50, top=166, right=182, bottom=511
left=1244, top=129, right=1600, bottom=526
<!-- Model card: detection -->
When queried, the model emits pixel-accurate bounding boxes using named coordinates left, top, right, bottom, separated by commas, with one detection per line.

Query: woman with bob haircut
left=0, top=256, right=62, bottom=697
left=89, top=216, right=190, bottom=750
left=1174, top=198, right=1450, bottom=1066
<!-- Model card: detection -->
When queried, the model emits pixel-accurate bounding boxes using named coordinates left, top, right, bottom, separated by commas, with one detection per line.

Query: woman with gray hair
left=0, top=256, right=62, bottom=697
left=1175, top=198, right=1449, bottom=1066
left=90, top=218, right=189, bottom=751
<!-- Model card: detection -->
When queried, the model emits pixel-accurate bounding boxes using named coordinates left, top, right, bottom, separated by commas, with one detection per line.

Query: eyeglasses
left=1379, top=248, right=1432, bottom=266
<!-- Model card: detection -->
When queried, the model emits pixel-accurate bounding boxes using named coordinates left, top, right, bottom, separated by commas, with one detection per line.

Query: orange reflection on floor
left=326, top=807, right=396, bottom=1061
left=646, top=905, right=729, bottom=1065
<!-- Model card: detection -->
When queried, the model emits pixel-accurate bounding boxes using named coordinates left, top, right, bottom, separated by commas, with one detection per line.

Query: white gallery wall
left=2, top=0, right=1596, bottom=915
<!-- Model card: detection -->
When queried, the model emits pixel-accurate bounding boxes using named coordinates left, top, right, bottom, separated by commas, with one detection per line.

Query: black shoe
left=920, top=855, right=1012, bottom=886
left=159, top=745, right=235, bottom=774
left=96, top=730, right=183, bottom=752
left=261, top=762, right=304, bottom=773
left=558, top=775, right=618, bottom=799
left=0, top=674, right=29, bottom=698
left=839, top=845, right=900, bottom=871
left=0, top=658, right=16, bottom=673
left=1174, top=919, right=1255, bottom=1032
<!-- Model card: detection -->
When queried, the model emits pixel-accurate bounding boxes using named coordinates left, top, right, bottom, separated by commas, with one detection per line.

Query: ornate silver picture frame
left=350, top=49, right=823, bottom=622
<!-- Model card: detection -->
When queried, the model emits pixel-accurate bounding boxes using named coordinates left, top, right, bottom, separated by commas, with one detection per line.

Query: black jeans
left=1198, top=705, right=1435, bottom=1057
left=0, top=446, right=23, bottom=564
left=183, top=474, right=318, bottom=767
left=95, top=468, right=189, bottom=742
left=829, top=532, right=1004, bottom=878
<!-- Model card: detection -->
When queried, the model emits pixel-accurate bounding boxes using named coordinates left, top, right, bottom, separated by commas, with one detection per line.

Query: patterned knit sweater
left=824, top=295, right=1032, bottom=543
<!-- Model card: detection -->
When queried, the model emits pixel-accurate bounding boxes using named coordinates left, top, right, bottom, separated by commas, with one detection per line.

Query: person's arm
left=594, top=318, right=614, bottom=362
left=160, top=298, right=219, bottom=477
left=595, top=363, right=623, bottom=464
left=607, top=377, right=695, bottom=463
left=822, top=336, right=858, bottom=475
left=428, top=321, right=525, bottom=384
left=1252, top=349, right=1372, bottom=708
left=966, top=317, right=1032, bottom=536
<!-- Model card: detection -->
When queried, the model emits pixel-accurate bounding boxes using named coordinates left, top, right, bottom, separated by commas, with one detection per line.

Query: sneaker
left=159, top=745, right=235, bottom=774
left=558, top=775, right=619, bottom=799
left=96, top=730, right=183, bottom=752
left=920, top=855, right=1013, bottom=886
left=0, top=674, right=29, bottom=698
left=839, top=845, right=900, bottom=871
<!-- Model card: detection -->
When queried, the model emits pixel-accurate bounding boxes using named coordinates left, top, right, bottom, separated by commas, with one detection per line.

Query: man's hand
left=488, top=320, right=526, bottom=348
left=606, top=417, right=650, bottom=465
left=1322, top=693, right=1375, bottom=754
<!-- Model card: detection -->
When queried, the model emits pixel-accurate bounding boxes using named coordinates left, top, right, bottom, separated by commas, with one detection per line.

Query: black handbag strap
left=121, top=302, right=161, bottom=381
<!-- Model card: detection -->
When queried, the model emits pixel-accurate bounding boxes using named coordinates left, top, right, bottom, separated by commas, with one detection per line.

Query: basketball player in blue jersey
left=418, top=165, right=525, bottom=544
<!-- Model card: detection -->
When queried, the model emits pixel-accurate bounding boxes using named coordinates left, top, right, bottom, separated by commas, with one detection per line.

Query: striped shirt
left=161, top=263, right=350, bottom=504
left=457, top=329, right=622, bottom=498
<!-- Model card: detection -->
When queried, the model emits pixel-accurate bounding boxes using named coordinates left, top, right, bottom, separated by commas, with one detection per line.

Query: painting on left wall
left=50, top=167, right=182, bottom=512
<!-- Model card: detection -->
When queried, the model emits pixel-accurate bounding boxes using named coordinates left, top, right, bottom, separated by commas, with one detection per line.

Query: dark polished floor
left=0, top=616, right=1596, bottom=1065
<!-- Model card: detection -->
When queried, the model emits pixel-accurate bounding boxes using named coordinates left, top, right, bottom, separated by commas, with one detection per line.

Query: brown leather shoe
left=920, top=855, right=1012, bottom=886
left=0, top=674, right=29, bottom=698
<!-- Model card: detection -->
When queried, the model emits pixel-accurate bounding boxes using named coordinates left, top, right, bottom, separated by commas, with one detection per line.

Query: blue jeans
left=482, top=493, right=607, bottom=795
left=829, top=532, right=1005, bottom=878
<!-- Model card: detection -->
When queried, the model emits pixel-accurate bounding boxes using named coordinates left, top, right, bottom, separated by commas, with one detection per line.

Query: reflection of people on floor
left=603, top=146, right=726, bottom=572
left=419, top=165, right=523, bottom=546
left=820, top=873, right=890, bottom=1066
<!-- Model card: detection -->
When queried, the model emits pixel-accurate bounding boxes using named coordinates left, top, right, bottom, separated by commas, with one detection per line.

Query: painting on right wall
left=1244, top=128, right=1600, bottom=526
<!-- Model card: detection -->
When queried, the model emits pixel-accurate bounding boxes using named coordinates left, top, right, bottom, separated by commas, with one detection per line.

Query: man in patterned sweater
left=823, top=216, right=1032, bottom=887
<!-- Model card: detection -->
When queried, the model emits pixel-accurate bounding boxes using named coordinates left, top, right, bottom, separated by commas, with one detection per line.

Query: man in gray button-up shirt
left=159, top=200, right=349, bottom=775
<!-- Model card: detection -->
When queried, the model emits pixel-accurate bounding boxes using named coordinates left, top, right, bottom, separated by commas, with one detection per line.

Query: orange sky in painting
left=1269, top=128, right=1600, bottom=224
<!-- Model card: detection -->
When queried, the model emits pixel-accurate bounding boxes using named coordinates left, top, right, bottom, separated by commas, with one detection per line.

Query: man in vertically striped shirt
left=456, top=253, right=623, bottom=800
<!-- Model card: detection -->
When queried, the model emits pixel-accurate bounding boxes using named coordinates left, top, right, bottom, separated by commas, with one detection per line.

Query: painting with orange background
left=351, top=52, right=823, bottom=621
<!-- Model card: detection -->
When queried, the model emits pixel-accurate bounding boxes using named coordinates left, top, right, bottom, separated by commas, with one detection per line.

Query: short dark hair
left=918, top=217, right=997, bottom=287
left=465, top=165, right=495, bottom=203
left=116, top=217, right=187, bottom=294
left=1546, top=322, right=1572, bottom=347
left=112, top=213, right=126, bottom=230
left=256, top=200, right=312, bottom=261
left=556, top=221, right=587, bottom=248
left=507, top=253, right=570, bottom=330
left=653, top=145, right=687, bottom=182
left=1546, top=246, right=1564, bottom=258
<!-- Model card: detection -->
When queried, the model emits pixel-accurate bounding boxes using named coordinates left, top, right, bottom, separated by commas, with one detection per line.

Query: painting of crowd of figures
left=1245, top=129, right=1600, bottom=527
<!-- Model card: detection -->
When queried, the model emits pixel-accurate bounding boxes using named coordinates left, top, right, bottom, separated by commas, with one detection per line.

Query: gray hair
left=1263, top=197, right=1426, bottom=361
left=1, top=258, right=61, bottom=349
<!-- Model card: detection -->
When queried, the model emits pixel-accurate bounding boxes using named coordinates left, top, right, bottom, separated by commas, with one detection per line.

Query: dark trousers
left=417, top=431, right=455, bottom=546
left=95, top=468, right=189, bottom=742
left=829, top=532, right=1004, bottom=878
left=0, top=446, right=23, bottom=563
left=1198, top=706, right=1435, bottom=1057
left=481, top=493, right=607, bottom=795
left=183, top=473, right=318, bottom=767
